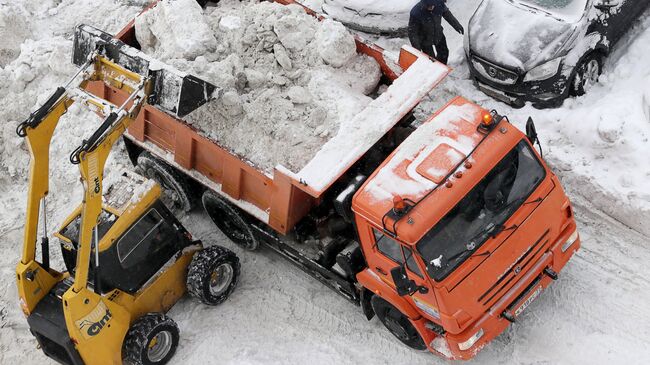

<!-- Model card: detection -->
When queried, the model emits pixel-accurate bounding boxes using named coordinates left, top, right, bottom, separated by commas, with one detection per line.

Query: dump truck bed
left=83, top=1, right=449, bottom=235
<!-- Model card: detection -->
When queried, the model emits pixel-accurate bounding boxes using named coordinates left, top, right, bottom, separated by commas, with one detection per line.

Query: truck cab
left=352, top=97, right=580, bottom=359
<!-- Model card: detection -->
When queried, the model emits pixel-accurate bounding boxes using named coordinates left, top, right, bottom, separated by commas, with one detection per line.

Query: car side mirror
left=595, top=2, right=618, bottom=11
left=390, top=265, right=428, bottom=296
left=526, top=117, right=538, bottom=144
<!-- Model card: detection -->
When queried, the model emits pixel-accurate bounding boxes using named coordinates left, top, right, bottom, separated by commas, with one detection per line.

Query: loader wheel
left=187, top=245, right=240, bottom=305
left=371, top=296, right=426, bottom=350
left=136, top=153, right=195, bottom=214
left=123, top=314, right=179, bottom=365
left=570, top=53, right=602, bottom=97
left=202, top=191, right=260, bottom=251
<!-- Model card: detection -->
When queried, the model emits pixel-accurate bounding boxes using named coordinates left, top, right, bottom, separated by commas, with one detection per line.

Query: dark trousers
left=420, top=35, right=449, bottom=65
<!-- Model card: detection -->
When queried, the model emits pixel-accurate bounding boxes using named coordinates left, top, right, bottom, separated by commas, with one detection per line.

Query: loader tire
left=123, top=313, right=179, bottom=365
left=371, top=296, right=426, bottom=350
left=187, top=245, right=240, bottom=305
left=136, top=153, right=195, bottom=214
left=202, top=191, right=260, bottom=251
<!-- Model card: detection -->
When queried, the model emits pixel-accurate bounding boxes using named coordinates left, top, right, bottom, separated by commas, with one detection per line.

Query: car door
left=600, top=0, right=639, bottom=44
left=371, top=229, right=443, bottom=323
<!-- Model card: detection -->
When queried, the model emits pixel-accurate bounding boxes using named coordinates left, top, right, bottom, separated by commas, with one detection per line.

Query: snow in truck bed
left=135, top=0, right=383, bottom=174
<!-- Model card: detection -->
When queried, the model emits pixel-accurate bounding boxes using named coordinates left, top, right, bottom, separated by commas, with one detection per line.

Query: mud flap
left=72, top=24, right=216, bottom=118
left=360, top=288, right=375, bottom=320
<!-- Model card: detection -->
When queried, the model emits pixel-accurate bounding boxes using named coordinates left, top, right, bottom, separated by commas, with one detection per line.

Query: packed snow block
left=316, top=19, right=357, bottom=68
left=135, top=0, right=218, bottom=61
left=0, top=8, right=32, bottom=67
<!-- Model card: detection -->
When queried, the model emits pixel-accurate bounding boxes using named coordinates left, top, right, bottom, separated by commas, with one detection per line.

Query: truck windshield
left=416, top=140, right=546, bottom=282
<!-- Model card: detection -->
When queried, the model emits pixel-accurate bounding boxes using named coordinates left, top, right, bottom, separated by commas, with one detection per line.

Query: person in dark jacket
left=408, top=0, right=464, bottom=64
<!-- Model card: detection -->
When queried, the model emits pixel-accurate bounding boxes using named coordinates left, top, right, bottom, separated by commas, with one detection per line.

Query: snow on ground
left=1, top=0, right=650, bottom=364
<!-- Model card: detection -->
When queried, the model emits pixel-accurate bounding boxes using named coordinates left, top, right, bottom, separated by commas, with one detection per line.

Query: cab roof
left=352, top=97, right=525, bottom=244
left=103, top=171, right=160, bottom=216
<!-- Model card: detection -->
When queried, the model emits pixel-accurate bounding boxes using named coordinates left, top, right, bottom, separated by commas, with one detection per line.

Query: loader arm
left=16, top=54, right=147, bottom=311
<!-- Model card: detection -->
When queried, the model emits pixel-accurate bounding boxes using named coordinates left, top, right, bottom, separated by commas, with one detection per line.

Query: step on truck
left=73, top=0, right=581, bottom=359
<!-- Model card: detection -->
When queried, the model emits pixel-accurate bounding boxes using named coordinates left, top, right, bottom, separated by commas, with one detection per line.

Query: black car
left=465, top=0, right=649, bottom=108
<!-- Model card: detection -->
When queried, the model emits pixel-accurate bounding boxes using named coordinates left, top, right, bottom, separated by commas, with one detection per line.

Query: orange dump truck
left=73, top=0, right=581, bottom=360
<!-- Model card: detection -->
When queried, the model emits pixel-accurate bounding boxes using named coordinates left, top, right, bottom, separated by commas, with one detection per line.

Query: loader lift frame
left=16, top=53, right=240, bottom=365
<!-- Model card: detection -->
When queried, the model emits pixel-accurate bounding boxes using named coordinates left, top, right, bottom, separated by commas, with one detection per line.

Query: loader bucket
left=73, top=24, right=216, bottom=118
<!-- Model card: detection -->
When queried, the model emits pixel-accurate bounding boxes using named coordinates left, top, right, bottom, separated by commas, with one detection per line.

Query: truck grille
left=478, top=229, right=550, bottom=307
left=472, top=56, right=519, bottom=85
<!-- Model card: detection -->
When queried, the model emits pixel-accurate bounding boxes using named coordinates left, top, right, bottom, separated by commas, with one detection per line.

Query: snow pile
left=0, top=6, right=32, bottom=67
left=134, top=0, right=382, bottom=173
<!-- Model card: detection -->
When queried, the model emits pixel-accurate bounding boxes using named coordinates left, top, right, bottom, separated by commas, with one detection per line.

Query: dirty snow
left=135, top=0, right=382, bottom=173
left=1, top=1, right=650, bottom=365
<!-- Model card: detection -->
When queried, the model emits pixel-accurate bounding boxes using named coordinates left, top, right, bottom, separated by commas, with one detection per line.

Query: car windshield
left=516, top=0, right=588, bottom=22
left=416, top=141, right=546, bottom=282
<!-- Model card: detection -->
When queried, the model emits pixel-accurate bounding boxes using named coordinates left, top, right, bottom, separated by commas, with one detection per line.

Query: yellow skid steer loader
left=16, top=29, right=238, bottom=365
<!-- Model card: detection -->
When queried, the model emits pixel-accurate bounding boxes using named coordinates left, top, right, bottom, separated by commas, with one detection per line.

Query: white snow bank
left=0, top=6, right=32, bottom=67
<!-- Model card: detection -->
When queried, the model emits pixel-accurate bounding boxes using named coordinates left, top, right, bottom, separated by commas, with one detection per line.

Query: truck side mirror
left=391, top=265, right=428, bottom=296
left=391, top=265, right=417, bottom=296
left=526, top=117, right=538, bottom=144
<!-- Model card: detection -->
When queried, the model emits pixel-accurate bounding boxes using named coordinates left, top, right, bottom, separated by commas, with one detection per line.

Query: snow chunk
left=316, top=19, right=357, bottom=68
left=135, top=0, right=218, bottom=60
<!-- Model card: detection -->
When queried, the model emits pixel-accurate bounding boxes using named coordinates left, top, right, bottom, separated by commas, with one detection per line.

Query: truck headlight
left=458, top=328, right=484, bottom=351
left=524, top=58, right=562, bottom=82
left=561, top=230, right=579, bottom=252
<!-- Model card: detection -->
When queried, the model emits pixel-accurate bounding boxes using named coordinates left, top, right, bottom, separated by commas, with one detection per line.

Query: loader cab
left=352, top=97, right=580, bottom=358
left=54, top=172, right=193, bottom=294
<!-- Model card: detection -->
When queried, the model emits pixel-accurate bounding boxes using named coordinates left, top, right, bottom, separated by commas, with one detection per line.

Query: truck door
left=370, top=229, right=441, bottom=323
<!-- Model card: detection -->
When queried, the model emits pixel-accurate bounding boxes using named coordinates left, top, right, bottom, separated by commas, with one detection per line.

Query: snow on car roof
left=286, top=47, right=450, bottom=194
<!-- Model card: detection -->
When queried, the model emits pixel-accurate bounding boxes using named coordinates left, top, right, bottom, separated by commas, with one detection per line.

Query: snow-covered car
left=322, top=0, right=419, bottom=35
left=466, top=0, right=650, bottom=108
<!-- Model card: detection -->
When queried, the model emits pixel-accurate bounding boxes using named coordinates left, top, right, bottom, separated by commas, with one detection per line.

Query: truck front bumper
left=430, top=228, right=580, bottom=360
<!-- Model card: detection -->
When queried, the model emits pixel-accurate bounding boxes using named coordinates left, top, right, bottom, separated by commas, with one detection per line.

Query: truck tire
left=371, top=296, right=426, bottom=350
left=136, top=153, right=195, bottom=214
left=202, top=191, right=260, bottom=251
left=570, top=53, right=602, bottom=96
left=123, top=313, right=179, bottom=365
left=187, top=245, right=240, bottom=305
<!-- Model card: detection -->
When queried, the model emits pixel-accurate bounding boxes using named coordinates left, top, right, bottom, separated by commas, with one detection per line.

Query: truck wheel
left=123, top=314, right=179, bottom=365
left=570, top=53, right=602, bottom=96
left=202, top=191, right=260, bottom=251
left=371, top=296, right=426, bottom=350
left=187, top=245, right=240, bottom=305
left=136, top=153, right=195, bottom=214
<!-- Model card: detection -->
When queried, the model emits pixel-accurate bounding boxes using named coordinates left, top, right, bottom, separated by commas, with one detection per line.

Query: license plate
left=514, top=286, right=542, bottom=317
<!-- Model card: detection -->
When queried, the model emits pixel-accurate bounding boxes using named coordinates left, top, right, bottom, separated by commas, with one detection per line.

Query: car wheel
left=570, top=53, right=602, bottom=96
